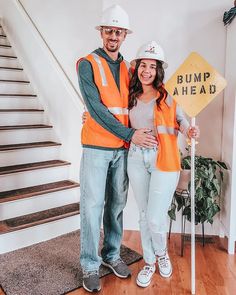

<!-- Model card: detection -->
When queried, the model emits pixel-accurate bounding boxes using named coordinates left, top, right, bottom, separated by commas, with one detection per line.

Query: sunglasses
left=102, top=27, right=126, bottom=37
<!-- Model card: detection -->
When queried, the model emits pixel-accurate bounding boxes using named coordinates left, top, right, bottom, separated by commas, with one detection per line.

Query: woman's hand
left=187, top=126, right=200, bottom=139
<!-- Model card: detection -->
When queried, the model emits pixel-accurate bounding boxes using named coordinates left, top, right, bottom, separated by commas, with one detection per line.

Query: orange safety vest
left=78, top=53, right=129, bottom=148
left=154, top=96, right=181, bottom=171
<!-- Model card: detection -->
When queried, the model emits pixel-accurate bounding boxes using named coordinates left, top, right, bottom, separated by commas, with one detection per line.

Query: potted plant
left=168, top=149, right=227, bottom=255
left=168, top=149, right=228, bottom=227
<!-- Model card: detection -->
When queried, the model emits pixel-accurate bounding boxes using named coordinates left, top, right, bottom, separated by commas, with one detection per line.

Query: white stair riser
left=0, top=82, right=33, bottom=93
left=0, top=58, right=19, bottom=68
left=0, top=37, right=9, bottom=46
left=0, top=69, right=26, bottom=80
left=0, top=97, right=39, bottom=109
left=0, top=146, right=60, bottom=166
left=0, top=187, right=80, bottom=220
left=0, top=112, right=45, bottom=125
left=0, top=47, right=15, bottom=56
left=0, top=128, right=55, bottom=144
left=0, top=165, right=70, bottom=191
left=0, top=214, right=80, bottom=254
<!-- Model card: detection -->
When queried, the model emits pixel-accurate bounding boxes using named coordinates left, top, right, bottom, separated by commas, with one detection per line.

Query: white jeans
left=127, top=143, right=179, bottom=264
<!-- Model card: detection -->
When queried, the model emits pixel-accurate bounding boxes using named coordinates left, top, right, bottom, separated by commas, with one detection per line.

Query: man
left=77, top=4, right=157, bottom=293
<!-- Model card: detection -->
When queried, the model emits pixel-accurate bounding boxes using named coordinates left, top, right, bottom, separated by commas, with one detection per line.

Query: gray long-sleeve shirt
left=77, top=48, right=135, bottom=150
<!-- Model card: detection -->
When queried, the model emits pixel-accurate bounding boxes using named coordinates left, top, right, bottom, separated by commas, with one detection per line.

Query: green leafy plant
left=168, top=150, right=228, bottom=225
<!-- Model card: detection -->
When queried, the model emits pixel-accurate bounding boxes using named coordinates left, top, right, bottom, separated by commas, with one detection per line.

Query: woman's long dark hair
left=128, top=59, right=167, bottom=110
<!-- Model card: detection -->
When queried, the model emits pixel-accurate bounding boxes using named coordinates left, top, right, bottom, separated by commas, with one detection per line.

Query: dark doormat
left=0, top=230, right=142, bottom=295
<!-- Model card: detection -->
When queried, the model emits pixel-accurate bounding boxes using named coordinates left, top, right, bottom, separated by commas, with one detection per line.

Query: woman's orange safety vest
left=79, top=53, right=129, bottom=148
left=154, top=96, right=181, bottom=171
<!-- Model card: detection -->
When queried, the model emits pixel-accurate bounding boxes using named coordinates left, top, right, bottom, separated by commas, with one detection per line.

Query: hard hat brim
left=131, top=58, right=168, bottom=69
left=95, top=25, right=132, bottom=34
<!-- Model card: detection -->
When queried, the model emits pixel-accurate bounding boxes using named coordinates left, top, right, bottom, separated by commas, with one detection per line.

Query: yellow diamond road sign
left=165, top=52, right=227, bottom=117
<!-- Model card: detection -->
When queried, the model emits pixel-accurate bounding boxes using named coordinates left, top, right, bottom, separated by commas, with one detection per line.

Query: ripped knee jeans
left=127, top=143, right=179, bottom=264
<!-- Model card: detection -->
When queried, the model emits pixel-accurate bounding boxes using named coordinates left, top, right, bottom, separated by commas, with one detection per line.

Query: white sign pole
left=165, top=51, right=227, bottom=295
left=191, top=117, right=196, bottom=295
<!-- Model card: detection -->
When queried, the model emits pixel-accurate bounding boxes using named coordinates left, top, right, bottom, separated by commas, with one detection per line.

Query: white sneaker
left=157, top=252, right=172, bottom=278
left=136, top=264, right=156, bottom=287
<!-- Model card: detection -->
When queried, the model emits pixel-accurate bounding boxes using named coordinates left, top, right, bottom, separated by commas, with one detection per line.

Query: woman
left=127, top=41, right=199, bottom=287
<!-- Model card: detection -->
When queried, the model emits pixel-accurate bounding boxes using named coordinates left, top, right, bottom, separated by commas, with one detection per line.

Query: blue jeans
left=79, top=147, right=128, bottom=272
left=127, top=143, right=179, bottom=264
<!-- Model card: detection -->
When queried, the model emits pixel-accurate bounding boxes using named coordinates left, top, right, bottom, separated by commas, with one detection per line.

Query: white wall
left=19, top=0, right=103, bottom=93
left=0, top=0, right=234, bottom=236
left=221, top=18, right=236, bottom=253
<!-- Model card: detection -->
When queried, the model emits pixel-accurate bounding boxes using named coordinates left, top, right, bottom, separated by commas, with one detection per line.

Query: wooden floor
left=0, top=231, right=235, bottom=295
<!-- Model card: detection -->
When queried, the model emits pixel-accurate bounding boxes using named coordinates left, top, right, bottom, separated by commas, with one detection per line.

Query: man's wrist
left=126, top=128, right=136, bottom=142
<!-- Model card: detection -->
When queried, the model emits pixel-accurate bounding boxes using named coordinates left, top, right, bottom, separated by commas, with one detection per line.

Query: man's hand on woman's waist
left=131, top=128, right=158, bottom=148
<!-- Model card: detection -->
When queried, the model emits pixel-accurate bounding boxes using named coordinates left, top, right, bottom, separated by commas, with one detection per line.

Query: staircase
left=0, top=25, right=80, bottom=254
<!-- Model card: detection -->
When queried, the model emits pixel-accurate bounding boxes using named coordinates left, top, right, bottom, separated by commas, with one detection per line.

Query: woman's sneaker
left=136, top=265, right=156, bottom=287
left=157, top=252, right=172, bottom=278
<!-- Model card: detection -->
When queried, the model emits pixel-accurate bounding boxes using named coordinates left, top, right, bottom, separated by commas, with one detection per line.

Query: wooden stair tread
left=0, top=93, right=36, bottom=97
left=0, top=109, right=44, bottom=112
left=0, top=79, right=29, bottom=83
left=0, top=44, right=11, bottom=48
left=0, top=180, right=80, bottom=203
left=0, top=160, right=70, bottom=175
left=0, top=66, right=23, bottom=71
left=0, top=141, right=61, bottom=151
left=0, top=124, right=52, bottom=130
left=0, top=203, right=80, bottom=234
left=0, top=55, right=17, bottom=59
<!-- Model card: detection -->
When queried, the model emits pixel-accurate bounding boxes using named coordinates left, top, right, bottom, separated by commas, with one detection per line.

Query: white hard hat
left=133, top=41, right=168, bottom=68
left=95, top=4, right=132, bottom=34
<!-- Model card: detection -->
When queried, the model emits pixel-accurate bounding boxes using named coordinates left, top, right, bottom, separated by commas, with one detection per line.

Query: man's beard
left=107, top=46, right=118, bottom=52
left=105, top=40, right=119, bottom=52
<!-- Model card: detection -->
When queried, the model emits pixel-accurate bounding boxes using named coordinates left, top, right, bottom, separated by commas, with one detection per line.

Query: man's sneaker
left=82, top=270, right=101, bottom=293
left=136, top=264, right=156, bottom=287
left=102, top=258, right=131, bottom=278
left=157, top=252, right=172, bottom=278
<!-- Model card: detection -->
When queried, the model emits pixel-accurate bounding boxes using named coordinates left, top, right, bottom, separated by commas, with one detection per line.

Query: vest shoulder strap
left=87, top=53, right=108, bottom=86
left=123, top=59, right=130, bottom=70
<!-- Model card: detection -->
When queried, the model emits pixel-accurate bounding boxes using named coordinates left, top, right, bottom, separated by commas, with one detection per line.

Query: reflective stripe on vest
left=156, top=125, right=179, bottom=136
left=91, top=53, right=108, bottom=86
left=108, top=107, right=129, bottom=115
left=165, top=95, right=173, bottom=107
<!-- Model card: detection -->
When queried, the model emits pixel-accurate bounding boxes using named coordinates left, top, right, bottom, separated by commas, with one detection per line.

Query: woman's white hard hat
left=95, top=4, right=132, bottom=34
left=132, top=41, right=168, bottom=68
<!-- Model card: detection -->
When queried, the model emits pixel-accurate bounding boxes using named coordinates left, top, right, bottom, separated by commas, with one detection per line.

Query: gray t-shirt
left=129, top=98, right=156, bottom=136
left=129, top=97, right=189, bottom=137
